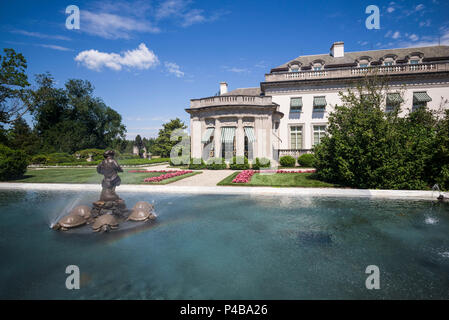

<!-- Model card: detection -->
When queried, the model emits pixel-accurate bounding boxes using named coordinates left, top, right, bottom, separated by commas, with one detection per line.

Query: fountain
left=52, top=150, right=156, bottom=232
left=433, top=184, right=448, bottom=203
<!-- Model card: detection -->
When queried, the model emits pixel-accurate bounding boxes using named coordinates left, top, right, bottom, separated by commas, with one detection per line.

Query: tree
left=29, top=74, right=126, bottom=153
left=314, top=74, right=442, bottom=190
left=0, top=48, right=31, bottom=124
left=7, top=118, right=39, bottom=155
left=152, top=118, right=187, bottom=157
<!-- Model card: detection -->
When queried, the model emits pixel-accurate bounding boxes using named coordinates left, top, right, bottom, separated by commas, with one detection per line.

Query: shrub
left=0, top=144, right=28, bottom=180
left=279, top=155, right=296, bottom=167
left=229, top=156, right=250, bottom=170
left=206, top=157, right=227, bottom=170
left=252, top=157, right=271, bottom=170
left=75, top=148, right=105, bottom=161
left=298, top=154, right=316, bottom=167
left=46, top=152, right=75, bottom=164
left=116, top=153, right=141, bottom=160
left=189, top=158, right=206, bottom=170
left=31, top=154, right=48, bottom=164
left=169, top=155, right=190, bottom=166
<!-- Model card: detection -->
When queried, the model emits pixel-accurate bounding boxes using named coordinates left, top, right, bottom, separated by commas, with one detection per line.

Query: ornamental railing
left=190, top=95, right=273, bottom=109
left=264, top=62, right=449, bottom=82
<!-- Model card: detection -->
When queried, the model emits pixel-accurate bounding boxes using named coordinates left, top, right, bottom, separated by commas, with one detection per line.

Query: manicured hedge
left=229, top=156, right=250, bottom=170
left=0, top=144, right=28, bottom=180
left=189, top=158, right=206, bottom=170
left=252, top=157, right=271, bottom=170
left=170, top=156, right=190, bottom=166
left=75, top=148, right=104, bottom=161
left=279, top=155, right=296, bottom=167
left=206, top=157, right=227, bottom=170
left=297, top=154, right=316, bottom=167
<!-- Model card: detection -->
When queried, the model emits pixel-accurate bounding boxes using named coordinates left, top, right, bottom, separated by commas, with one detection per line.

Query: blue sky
left=1, top=0, right=448, bottom=139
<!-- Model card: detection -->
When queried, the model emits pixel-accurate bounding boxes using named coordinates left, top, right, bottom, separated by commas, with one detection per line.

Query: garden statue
left=51, top=150, right=157, bottom=233
left=97, top=150, right=123, bottom=202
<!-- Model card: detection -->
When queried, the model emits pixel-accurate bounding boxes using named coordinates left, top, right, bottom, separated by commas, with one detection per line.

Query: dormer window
left=383, top=55, right=396, bottom=66
left=288, top=61, right=302, bottom=72
left=291, top=66, right=300, bottom=72
left=408, top=52, right=423, bottom=65
left=312, top=60, right=324, bottom=71
left=358, top=56, right=371, bottom=68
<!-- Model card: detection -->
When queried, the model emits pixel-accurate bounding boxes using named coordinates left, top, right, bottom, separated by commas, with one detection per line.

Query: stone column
left=191, top=117, right=202, bottom=159
left=214, top=122, right=221, bottom=159
left=236, top=117, right=245, bottom=157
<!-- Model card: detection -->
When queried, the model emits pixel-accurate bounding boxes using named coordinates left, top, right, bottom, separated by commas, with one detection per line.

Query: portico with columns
left=186, top=83, right=283, bottom=163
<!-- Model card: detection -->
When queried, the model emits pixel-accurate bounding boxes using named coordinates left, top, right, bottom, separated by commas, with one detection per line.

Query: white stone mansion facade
left=186, top=42, right=449, bottom=162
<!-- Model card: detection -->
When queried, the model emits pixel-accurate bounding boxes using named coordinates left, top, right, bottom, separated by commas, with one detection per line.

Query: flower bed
left=143, top=170, right=193, bottom=183
left=231, top=169, right=316, bottom=184
left=232, top=170, right=256, bottom=183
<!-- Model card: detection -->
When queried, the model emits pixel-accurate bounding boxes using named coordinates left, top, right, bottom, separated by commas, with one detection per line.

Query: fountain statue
left=52, top=150, right=157, bottom=232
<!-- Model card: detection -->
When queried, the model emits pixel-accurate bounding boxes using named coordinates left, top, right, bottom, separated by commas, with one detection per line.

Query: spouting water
left=48, top=195, right=87, bottom=228
left=432, top=184, right=442, bottom=199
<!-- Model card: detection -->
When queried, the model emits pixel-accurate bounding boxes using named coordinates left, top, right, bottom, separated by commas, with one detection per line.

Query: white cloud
left=12, top=30, right=70, bottom=41
left=81, top=10, right=160, bottom=39
left=38, top=44, right=73, bottom=51
left=164, top=62, right=184, bottom=77
left=225, top=67, right=250, bottom=73
left=419, top=19, right=431, bottom=27
left=396, top=28, right=449, bottom=48
left=75, top=43, right=159, bottom=71
left=155, top=0, right=226, bottom=27
left=385, top=30, right=392, bottom=38
left=415, top=4, right=425, bottom=11
left=409, top=34, right=419, bottom=41
left=392, top=31, right=401, bottom=39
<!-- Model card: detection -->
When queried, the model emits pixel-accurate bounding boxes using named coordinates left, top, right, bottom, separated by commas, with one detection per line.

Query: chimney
left=219, top=82, right=228, bottom=95
left=330, top=41, right=344, bottom=58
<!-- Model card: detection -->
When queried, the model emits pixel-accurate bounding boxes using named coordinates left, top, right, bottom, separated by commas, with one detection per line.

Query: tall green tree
left=7, top=118, right=39, bottom=155
left=0, top=48, right=31, bottom=124
left=314, top=75, right=443, bottom=190
left=152, top=118, right=187, bottom=157
left=30, top=73, right=126, bottom=153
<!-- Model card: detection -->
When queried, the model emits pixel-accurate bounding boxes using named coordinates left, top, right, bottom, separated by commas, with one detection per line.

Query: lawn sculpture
left=52, top=150, right=156, bottom=232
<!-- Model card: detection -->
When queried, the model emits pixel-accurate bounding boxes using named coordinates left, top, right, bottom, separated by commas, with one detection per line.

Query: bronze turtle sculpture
left=52, top=214, right=86, bottom=231
left=70, top=205, right=92, bottom=221
left=92, top=214, right=119, bottom=232
left=127, top=209, right=157, bottom=222
left=133, top=201, right=154, bottom=212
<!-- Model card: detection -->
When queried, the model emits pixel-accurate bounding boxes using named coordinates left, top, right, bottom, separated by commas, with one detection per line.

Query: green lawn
left=217, top=172, right=336, bottom=187
left=10, top=168, right=200, bottom=185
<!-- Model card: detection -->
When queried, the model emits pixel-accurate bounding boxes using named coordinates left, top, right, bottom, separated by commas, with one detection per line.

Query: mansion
left=186, top=42, right=449, bottom=162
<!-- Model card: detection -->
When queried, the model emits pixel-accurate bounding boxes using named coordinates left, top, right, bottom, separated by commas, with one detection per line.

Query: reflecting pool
left=0, top=190, right=448, bottom=299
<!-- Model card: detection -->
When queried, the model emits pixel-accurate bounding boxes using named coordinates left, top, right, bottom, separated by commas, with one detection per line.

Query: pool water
left=0, top=190, right=448, bottom=299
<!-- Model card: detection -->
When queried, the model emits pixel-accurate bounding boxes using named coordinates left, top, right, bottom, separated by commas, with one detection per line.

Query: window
left=410, top=60, right=419, bottom=64
left=313, top=96, right=327, bottom=112
left=384, top=61, right=394, bottom=66
left=385, top=93, right=403, bottom=113
left=313, top=125, right=326, bottom=146
left=290, top=97, right=302, bottom=113
left=412, top=91, right=432, bottom=112
left=313, top=66, right=322, bottom=71
left=291, top=66, right=299, bottom=72
left=359, top=63, right=368, bottom=68
left=290, top=126, right=303, bottom=149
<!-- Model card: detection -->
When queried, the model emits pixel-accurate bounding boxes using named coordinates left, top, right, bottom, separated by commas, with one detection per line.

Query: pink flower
left=143, top=170, right=193, bottom=183
left=232, top=170, right=256, bottom=183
